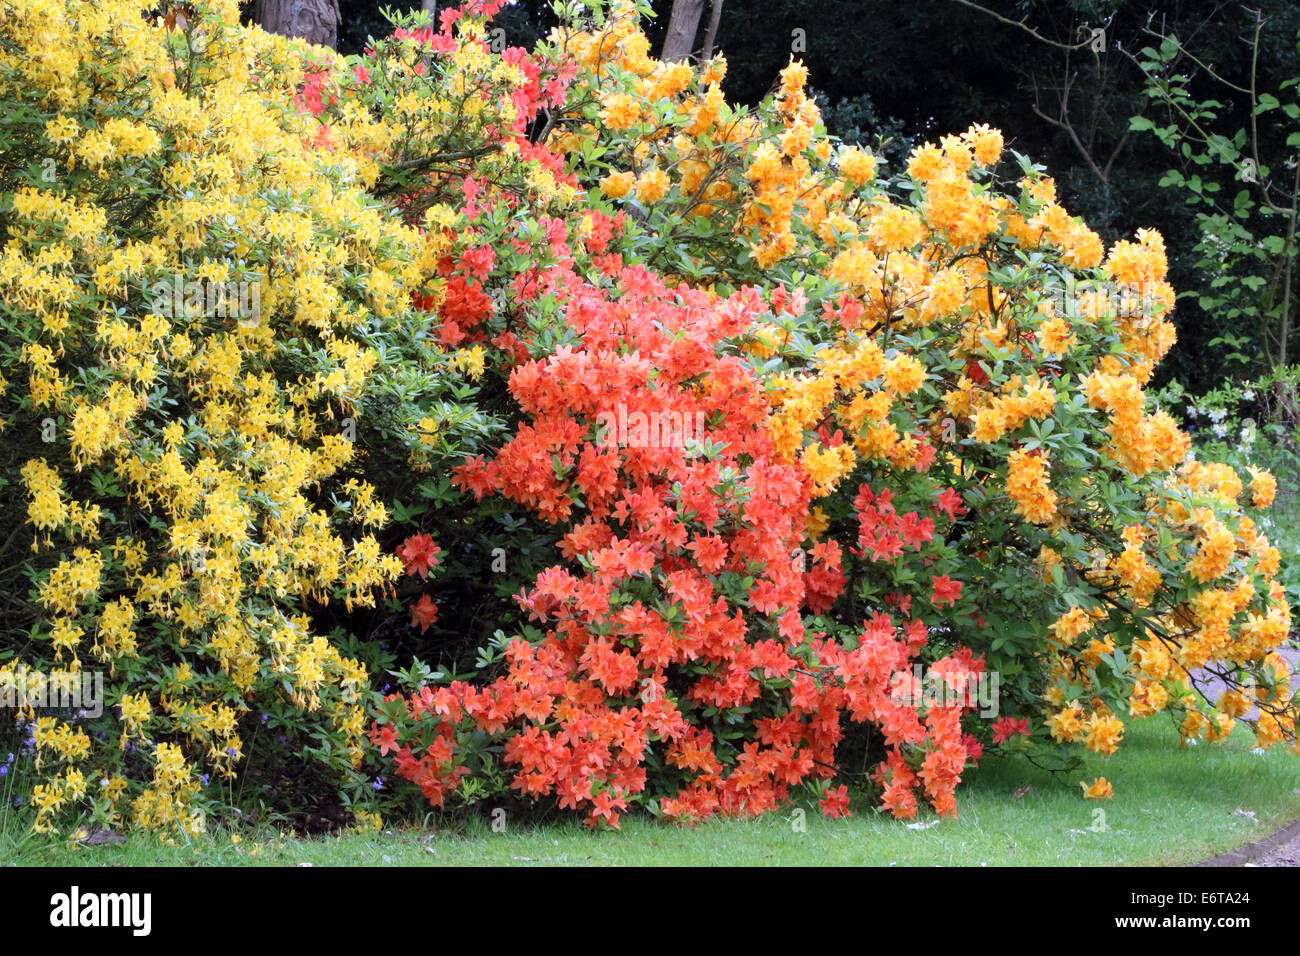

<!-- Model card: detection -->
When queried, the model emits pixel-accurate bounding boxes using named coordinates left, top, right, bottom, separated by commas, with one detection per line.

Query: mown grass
left=4, top=716, right=1298, bottom=866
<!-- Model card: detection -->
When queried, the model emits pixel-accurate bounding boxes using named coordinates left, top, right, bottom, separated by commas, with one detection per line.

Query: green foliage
left=1132, top=20, right=1300, bottom=372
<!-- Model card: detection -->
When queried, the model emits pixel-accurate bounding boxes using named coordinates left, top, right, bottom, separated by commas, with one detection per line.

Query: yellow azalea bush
left=0, top=0, right=531, bottom=835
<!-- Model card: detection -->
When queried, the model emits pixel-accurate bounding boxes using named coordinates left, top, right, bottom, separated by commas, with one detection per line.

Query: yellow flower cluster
left=1049, top=606, right=1095, bottom=646
left=1083, top=369, right=1187, bottom=477
left=131, top=743, right=204, bottom=836
left=28, top=717, right=100, bottom=834
left=767, top=337, right=939, bottom=489
left=1009, top=175, right=1105, bottom=269
left=554, top=2, right=742, bottom=232
left=906, top=130, right=1005, bottom=250
left=741, top=60, right=830, bottom=268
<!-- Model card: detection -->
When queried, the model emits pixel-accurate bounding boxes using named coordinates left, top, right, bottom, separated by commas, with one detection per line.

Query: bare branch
left=949, top=0, right=1093, bottom=51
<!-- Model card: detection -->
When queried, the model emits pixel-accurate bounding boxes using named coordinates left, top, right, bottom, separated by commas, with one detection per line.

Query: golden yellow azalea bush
left=543, top=2, right=1296, bottom=794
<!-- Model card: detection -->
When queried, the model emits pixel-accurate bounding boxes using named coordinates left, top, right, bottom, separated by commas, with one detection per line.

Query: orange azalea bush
left=1, top=0, right=1294, bottom=837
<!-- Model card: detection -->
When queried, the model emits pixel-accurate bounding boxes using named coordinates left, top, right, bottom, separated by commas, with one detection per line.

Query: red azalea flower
left=930, top=574, right=962, bottom=608
left=819, top=784, right=851, bottom=818
left=411, top=594, right=438, bottom=632
left=398, top=533, right=441, bottom=578
left=370, top=722, right=401, bottom=757
left=932, top=486, right=967, bottom=520
left=991, top=717, right=1031, bottom=745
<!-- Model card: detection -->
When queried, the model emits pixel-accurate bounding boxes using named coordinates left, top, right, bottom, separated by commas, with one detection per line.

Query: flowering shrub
left=0, top=0, right=529, bottom=834
left=368, top=1, right=1296, bottom=826
left=1, top=0, right=1295, bottom=837
left=373, top=270, right=983, bottom=826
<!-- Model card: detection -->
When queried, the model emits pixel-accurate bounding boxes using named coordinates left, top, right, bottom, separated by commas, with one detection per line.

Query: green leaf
left=1255, top=93, right=1280, bottom=114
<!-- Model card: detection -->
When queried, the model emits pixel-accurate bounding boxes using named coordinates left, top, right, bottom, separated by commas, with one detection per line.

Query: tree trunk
left=660, top=0, right=706, bottom=62
left=422, top=0, right=438, bottom=21
left=701, top=0, right=724, bottom=60
left=255, top=0, right=341, bottom=49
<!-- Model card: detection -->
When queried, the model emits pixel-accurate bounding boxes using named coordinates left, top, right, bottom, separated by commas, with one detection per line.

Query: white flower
left=1186, top=405, right=1199, bottom=418
left=1208, top=407, right=1227, bottom=423
left=1242, top=389, right=1255, bottom=400
left=1213, top=423, right=1228, bottom=438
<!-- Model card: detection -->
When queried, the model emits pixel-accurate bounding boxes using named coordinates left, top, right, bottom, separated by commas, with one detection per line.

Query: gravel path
left=1200, top=815, right=1300, bottom=867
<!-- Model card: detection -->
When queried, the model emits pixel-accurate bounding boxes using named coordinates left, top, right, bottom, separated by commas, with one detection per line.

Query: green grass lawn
left=5, top=716, right=1299, bottom=866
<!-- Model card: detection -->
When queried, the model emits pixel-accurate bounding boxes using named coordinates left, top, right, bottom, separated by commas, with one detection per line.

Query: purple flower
left=372, top=777, right=383, bottom=791
left=200, top=774, right=210, bottom=786
left=0, top=766, right=7, bottom=778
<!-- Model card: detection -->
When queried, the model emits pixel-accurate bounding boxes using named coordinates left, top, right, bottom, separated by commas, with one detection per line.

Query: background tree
left=255, top=0, right=342, bottom=48
left=660, top=0, right=704, bottom=61
left=701, top=0, right=723, bottom=58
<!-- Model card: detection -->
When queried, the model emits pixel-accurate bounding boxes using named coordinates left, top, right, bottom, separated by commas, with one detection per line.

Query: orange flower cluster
left=1006, top=449, right=1058, bottom=525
